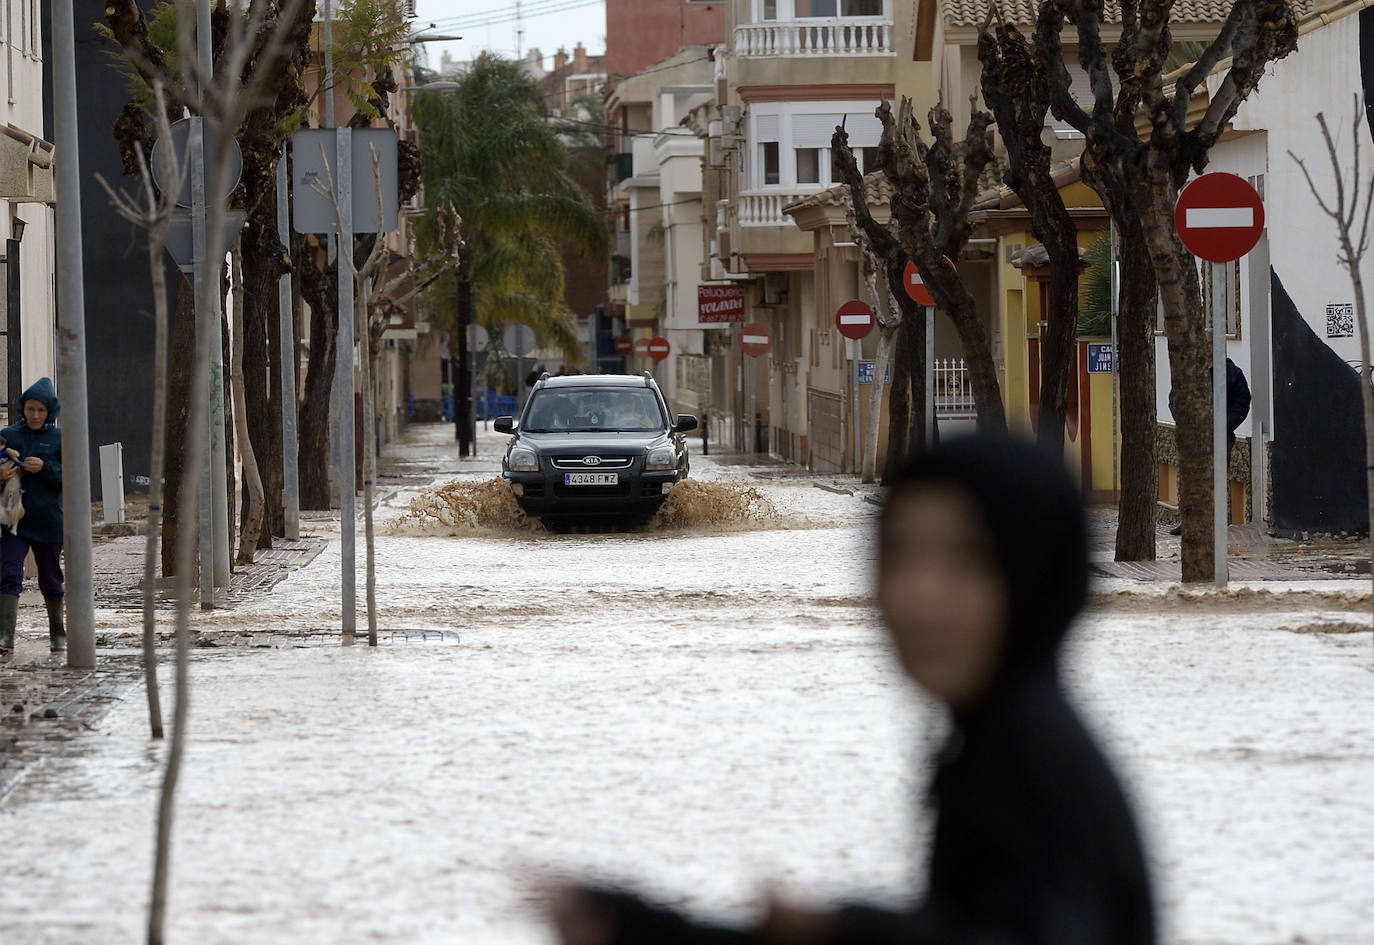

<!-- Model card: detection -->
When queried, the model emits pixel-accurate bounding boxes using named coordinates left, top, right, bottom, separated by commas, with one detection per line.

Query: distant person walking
left=550, top=435, right=1156, bottom=945
left=0, top=378, right=64, bottom=654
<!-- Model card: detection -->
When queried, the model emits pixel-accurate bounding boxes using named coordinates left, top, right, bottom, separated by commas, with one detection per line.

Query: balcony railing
left=738, top=190, right=812, bottom=227
left=734, top=19, right=893, bottom=57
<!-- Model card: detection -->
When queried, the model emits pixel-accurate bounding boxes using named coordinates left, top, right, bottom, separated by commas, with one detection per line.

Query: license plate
left=564, top=473, right=619, bottom=486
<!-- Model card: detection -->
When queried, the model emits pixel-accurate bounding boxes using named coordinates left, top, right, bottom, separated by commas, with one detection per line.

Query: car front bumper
left=505, top=467, right=682, bottom=517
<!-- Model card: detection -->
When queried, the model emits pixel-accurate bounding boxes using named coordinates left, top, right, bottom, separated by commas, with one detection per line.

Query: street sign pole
left=1212, top=262, right=1228, bottom=588
left=336, top=126, right=356, bottom=640
left=1176, top=172, right=1264, bottom=589
left=1110, top=221, right=1120, bottom=502
left=277, top=148, right=300, bottom=541
left=925, top=306, right=935, bottom=445
left=51, top=0, right=95, bottom=667
left=852, top=337, right=861, bottom=472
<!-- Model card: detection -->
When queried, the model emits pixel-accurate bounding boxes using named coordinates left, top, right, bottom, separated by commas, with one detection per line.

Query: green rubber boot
left=45, top=598, right=65, bottom=653
left=0, top=594, right=17, bottom=652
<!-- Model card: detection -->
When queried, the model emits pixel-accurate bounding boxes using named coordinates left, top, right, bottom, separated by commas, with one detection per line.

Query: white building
left=1156, top=0, right=1372, bottom=536
left=0, top=0, right=56, bottom=422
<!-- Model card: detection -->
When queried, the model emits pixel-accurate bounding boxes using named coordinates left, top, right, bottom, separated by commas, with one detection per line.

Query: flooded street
left=2, top=426, right=1372, bottom=945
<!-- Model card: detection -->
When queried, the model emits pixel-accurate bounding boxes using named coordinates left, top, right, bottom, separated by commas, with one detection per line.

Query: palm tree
left=411, top=54, right=610, bottom=437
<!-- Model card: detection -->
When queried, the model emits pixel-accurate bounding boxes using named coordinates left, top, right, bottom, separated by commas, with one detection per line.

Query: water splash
left=389, top=479, right=537, bottom=536
left=651, top=479, right=784, bottom=531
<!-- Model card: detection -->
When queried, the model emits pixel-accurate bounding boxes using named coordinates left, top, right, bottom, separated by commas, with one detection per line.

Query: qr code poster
left=1327, top=303, right=1355, bottom=338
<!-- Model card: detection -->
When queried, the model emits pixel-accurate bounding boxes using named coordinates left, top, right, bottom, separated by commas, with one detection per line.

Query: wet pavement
left=0, top=423, right=1370, bottom=945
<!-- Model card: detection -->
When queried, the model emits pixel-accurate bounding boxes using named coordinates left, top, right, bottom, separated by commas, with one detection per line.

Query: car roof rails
left=642, top=370, right=653, bottom=387
left=538, top=371, right=550, bottom=388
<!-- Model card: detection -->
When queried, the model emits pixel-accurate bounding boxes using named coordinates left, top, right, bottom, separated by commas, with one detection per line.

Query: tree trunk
left=161, top=277, right=195, bottom=576
left=298, top=240, right=338, bottom=510
left=882, top=313, right=917, bottom=483
left=359, top=276, right=379, bottom=646
left=1037, top=245, right=1080, bottom=454
left=140, top=242, right=170, bottom=741
left=1139, top=176, right=1213, bottom=583
left=863, top=324, right=895, bottom=483
left=947, top=299, right=1007, bottom=433
left=240, top=179, right=283, bottom=547
left=231, top=244, right=265, bottom=563
left=1115, top=213, right=1159, bottom=561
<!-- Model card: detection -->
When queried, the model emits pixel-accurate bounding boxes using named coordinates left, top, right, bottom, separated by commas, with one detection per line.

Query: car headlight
left=645, top=446, right=676, bottom=471
left=509, top=448, right=539, bottom=472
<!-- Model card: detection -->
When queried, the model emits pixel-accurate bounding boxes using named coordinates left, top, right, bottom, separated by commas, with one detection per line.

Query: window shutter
left=792, top=113, right=844, bottom=148
left=756, top=113, right=780, bottom=142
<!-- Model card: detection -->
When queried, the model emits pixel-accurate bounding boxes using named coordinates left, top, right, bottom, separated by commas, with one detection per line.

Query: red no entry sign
left=740, top=322, right=771, bottom=357
left=632, top=337, right=650, bottom=358
left=902, top=257, right=953, bottom=307
left=836, top=299, right=875, bottom=340
left=1175, top=172, right=1265, bottom=263
left=613, top=336, right=632, bottom=356
left=647, top=337, right=671, bottom=361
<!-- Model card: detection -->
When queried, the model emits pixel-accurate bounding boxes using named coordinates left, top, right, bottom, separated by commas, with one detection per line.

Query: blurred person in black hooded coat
left=549, top=434, right=1156, bottom=945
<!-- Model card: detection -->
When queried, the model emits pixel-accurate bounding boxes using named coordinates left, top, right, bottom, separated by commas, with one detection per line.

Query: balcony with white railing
left=734, top=19, right=894, bottom=58
left=738, top=190, right=815, bottom=227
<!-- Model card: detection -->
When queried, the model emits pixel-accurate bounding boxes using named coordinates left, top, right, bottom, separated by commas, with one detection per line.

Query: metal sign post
left=277, top=149, right=300, bottom=540
left=1110, top=221, right=1120, bottom=503
left=852, top=338, right=861, bottom=472
left=1212, top=264, right=1228, bottom=588
left=51, top=0, right=95, bottom=667
left=1176, top=172, right=1265, bottom=588
left=335, top=126, right=356, bottom=639
left=925, top=306, right=935, bottom=445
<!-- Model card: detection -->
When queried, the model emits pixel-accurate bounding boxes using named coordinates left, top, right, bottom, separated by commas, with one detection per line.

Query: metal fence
left=934, top=359, right=977, bottom=418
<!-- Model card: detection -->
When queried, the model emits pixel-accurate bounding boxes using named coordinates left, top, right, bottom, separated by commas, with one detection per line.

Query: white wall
left=2, top=0, right=56, bottom=392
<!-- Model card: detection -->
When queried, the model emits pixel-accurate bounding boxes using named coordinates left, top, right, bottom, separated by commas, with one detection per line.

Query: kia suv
left=494, top=373, right=697, bottom=521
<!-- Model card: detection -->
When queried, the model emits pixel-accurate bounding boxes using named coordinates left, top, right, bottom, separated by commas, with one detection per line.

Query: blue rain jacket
left=1, top=377, right=63, bottom=544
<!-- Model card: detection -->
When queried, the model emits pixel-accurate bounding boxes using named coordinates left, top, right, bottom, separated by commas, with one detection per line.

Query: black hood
left=882, top=433, right=1088, bottom=688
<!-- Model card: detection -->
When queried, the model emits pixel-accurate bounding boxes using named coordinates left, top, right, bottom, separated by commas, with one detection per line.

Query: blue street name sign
left=1086, top=343, right=1116, bottom=374
left=858, top=361, right=891, bottom=385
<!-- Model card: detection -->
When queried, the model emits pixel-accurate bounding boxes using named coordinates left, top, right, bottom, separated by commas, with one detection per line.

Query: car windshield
left=522, top=387, right=666, bottom=433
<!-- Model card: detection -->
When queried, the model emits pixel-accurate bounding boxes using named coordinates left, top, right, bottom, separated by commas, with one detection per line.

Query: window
left=796, top=147, right=822, bottom=184
left=796, top=0, right=838, bottom=15
left=842, top=0, right=882, bottom=13
left=761, top=142, right=780, bottom=185
left=860, top=147, right=880, bottom=173
left=763, top=0, right=777, bottom=19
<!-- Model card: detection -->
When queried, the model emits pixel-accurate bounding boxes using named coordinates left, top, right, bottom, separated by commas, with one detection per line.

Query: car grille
left=550, top=456, right=634, bottom=469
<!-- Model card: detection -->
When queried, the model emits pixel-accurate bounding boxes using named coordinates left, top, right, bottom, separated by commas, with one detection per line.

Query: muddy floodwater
left=1, top=428, right=1372, bottom=945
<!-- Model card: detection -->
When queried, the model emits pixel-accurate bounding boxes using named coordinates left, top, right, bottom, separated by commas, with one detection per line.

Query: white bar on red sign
left=742, top=335, right=768, bottom=345
left=839, top=314, right=871, bottom=324
left=1185, top=207, right=1254, bottom=228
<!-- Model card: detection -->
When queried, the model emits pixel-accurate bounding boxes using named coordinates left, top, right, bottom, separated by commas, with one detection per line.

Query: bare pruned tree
left=979, top=15, right=1084, bottom=454
left=833, top=97, right=1005, bottom=474
left=1290, top=98, right=1374, bottom=647
left=1036, top=0, right=1299, bottom=581
left=110, top=3, right=314, bottom=942
left=95, top=82, right=183, bottom=741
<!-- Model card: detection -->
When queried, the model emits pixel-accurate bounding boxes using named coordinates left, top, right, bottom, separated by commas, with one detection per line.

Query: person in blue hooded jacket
left=0, top=378, right=64, bottom=653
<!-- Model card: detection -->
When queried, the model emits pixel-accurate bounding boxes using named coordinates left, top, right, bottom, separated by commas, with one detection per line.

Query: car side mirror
left=493, top=416, right=515, bottom=435
left=674, top=414, right=698, bottom=433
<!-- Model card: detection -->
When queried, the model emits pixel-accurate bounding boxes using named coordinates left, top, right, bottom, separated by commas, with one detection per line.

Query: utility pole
left=51, top=0, right=95, bottom=668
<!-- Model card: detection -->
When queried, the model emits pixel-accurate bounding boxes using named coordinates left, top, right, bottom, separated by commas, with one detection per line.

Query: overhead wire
left=424, top=0, right=604, bottom=31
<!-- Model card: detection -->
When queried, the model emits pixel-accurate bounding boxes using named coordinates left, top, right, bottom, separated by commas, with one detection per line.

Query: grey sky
left=412, top=0, right=608, bottom=72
